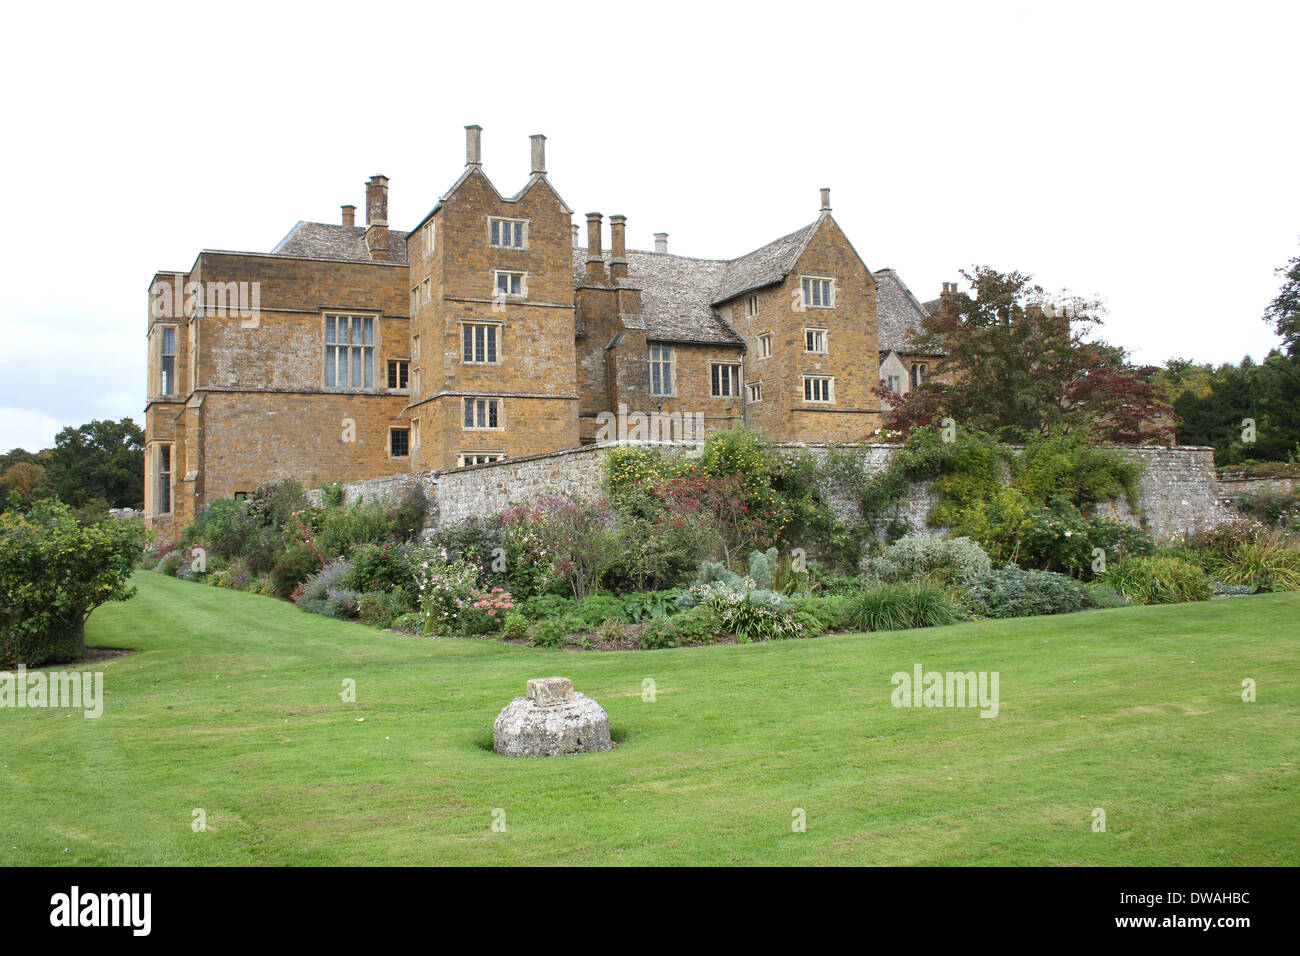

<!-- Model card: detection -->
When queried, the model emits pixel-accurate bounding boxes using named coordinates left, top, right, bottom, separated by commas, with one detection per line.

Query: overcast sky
left=2, top=0, right=1296, bottom=452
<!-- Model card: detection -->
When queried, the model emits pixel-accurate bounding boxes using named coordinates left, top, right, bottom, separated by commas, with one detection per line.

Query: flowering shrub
left=294, top=558, right=354, bottom=617
left=500, top=496, right=621, bottom=599
left=413, top=550, right=514, bottom=635
left=685, top=578, right=802, bottom=642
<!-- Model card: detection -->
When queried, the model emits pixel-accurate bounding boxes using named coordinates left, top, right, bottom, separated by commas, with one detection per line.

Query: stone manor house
left=143, top=126, right=946, bottom=535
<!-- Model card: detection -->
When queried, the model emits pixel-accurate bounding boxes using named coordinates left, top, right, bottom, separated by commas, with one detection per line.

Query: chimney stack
left=341, top=205, right=356, bottom=227
left=365, top=175, right=390, bottom=261
left=820, top=187, right=832, bottom=212
left=466, top=124, right=482, bottom=166
left=654, top=232, right=668, bottom=254
left=572, top=224, right=580, bottom=247
left=365, top=176, right=389, bottom=225
left=585, top=212, right=606, bottom=283
left=530, top=134, right=547, bottom=175
left=609, top=215, right=628, bottom=280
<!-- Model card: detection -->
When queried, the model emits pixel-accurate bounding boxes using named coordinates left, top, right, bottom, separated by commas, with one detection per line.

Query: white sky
left=2, top=0, right=1297, bottom=451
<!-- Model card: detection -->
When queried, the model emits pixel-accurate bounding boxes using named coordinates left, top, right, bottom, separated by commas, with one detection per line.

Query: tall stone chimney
left=365, top=175, right=390, bottom=261
left=654, top=232, right=668, bottom=254
left=609, top=215, right=628, bottom=280
left=341, top=205, right=356, bottom=227
left=466, top=124, right=483, bottom=166
left=820, top=187, right=832, bottom=212
left=572, top=224, right=580, bottom=247
left=365, top=176, right=388, bottom=226
left=530, top=134, right=547, bottom=175
left=585, top=213, right=607, bottom=283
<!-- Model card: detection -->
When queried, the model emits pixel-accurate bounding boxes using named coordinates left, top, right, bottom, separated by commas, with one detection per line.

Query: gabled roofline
left=709, top=216, right=822, bottom=307
left=410, top=169, right=574, bottom=238
left=874, top=267, right=932, bottom=318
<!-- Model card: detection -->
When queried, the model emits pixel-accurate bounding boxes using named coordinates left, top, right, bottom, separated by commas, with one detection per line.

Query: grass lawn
left=2, top=572, right=1297, bottom=866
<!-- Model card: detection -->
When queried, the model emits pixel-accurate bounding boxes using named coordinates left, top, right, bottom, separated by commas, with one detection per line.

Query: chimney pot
left=341, top=204, right=356, bottom=227
left=529, top=133, right=547, bottom=175
left=465, top=124, right=483, bottom=166
left=820, top=187, right=832, bottom=212
left=654, top=232, right=668, bottom=254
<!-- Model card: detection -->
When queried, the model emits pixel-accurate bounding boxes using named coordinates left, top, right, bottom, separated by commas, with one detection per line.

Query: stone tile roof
left=873, top=268, right=936, bottom=354
left=271, top=222, right=410, bottom=264
left=713, top=221, right=820, bottom=305
left=571, top=247, right=743, bottom=345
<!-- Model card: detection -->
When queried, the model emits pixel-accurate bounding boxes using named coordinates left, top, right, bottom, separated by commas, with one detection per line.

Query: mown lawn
left=2, top=572, right=1296, bottom=865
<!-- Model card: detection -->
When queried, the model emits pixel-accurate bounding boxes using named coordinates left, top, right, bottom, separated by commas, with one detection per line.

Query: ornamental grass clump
left=1100, top=555, right=1212, bottom=605
left=847, top=580, right=960, bottom=632
left=1210, top=538, right=1300, bottom=592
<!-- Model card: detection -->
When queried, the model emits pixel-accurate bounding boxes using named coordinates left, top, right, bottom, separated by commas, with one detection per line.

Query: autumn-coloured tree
left=883, top=267, right=1176, bottom=444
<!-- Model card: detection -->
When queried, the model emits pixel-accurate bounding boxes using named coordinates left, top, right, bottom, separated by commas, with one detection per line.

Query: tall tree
left=46, top=418, right=145, bottom=509
left=884, top=267, right=1176, bottom=443
left=1264, top=244, right=1300, bottom=358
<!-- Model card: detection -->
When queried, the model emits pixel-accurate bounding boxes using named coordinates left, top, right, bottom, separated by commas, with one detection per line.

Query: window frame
left=387, top=359, right=410, bottom=391
left=800, top=275, right=836, bottom=309
left=155, top=442, right=173, bottom=515
left=746, top=295, right=759, bottom=317
left=710, top=362, right=741, bottom=398
left=802, top=374, right=835, bottom=404
left=747, top=381, right=763, bottom=404
left=323, top=313, right=378, bottom=390
left=648, top=343, right=675, bottom=396
left=461, top=321, right=502, bottom=365
left=458, top=451, right=505, bottom=468
left=421, top=221, right=435, bottom=259
left=158, top=324, right=178, bottom=397
left=757, top=332, right=773, bottom=359
left=488, top=216, right=528, bottom=250
left=388, top=427, right=411, bottom=459
left=804, top=327, right=828, bottom=354
left=492, top=269, right=527, bottom=299
left=462, top=396, right=504, bottom=431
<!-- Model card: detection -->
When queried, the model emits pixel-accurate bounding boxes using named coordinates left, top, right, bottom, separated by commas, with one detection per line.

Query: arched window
left=910, top=363, right=927, bottom=390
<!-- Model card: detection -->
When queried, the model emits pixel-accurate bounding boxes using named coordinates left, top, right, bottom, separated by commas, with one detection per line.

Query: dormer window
left=489, top=218, right=527, bottom=249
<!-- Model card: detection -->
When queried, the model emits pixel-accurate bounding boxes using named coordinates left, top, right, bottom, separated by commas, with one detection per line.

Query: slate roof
left=873, top=268, right=934, bottom=353
left=571, top=246, right=743, bottom=345
left=272, top=222, right=410, bottom=264
left=712, top=221, right=820, bottom=305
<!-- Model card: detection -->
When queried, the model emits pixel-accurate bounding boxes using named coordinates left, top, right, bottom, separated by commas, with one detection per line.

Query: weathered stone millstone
left=493, top=677, right=612, bottom=757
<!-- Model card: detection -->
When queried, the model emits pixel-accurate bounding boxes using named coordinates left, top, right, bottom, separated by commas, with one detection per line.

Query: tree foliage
left=1167, top=351, right=1300, bottom=464
left=0, top=500, right=148, bottom=667
left=884, top=267, right=1176, bottom=444
left=1264, top=243, right=1300, bottom=358
left=46, top=418, right=145, bottom=508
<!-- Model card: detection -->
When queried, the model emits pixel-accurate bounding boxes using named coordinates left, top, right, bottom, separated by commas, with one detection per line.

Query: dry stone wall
left=321, top=441, right=1232, bottom=542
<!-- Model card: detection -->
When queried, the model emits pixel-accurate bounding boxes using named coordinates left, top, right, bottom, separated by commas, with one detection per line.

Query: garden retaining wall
left=315, top=442, right=1233, bottom=542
